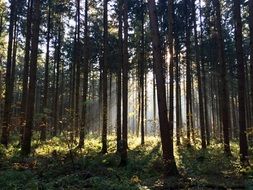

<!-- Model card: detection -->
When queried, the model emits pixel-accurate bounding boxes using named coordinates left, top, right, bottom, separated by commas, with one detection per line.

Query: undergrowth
left=0, top=134, right=252, bottom=189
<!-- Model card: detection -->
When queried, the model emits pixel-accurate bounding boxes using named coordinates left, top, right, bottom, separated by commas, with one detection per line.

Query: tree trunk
left=214, top=0, right=231, bottom=155
left=140, top=0, right=145, bottom=145
left=249, top=0, right=253, bottom=132
left=40, top=0, right=51, bottom=141
left=185, top=0, right=192, bottom=145
left=192, top=0, right=206, bottom=149
left=120, top=0, right=129, bottom=166
left=75, top=0, right=81, bottom=138
left=21, top=0, right=41, bottom=155
left=20, top=0, right=33, bottom=143
left=233, top=0, right=249, bottom=165
left=1, top=0, right=16, bottom=147
left=101, top=0, right=108, bottom=154
left=53, top=25, right=61, bottom=136
left=79, top=0, right=89, bottom=148
left=148, top=0, right=178, bottom=176
left=116, top=0, right=123, bottom=153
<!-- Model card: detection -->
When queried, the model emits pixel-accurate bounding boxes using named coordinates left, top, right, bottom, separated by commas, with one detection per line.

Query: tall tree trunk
left=40, top=0, right=51, bottom=141
left=148, top=0, right=178, bottom=176
left=79, top=0, right=89, bottom=148
left=249, top=0, right=253, bottom=130
left=234, top=0, right=249, bottom=164
left=185, top=0, right=192, bottom=145
left=21, top=0, right=41, bottom=155
left=140, top=0, right=145, bottom=145
left=101, top=0, right=108, bottom=154
left=75, top=0, right=81, bottom=138
left=214, top=0, right=231, bottom=155
left=20, top=0, right=33, bottom=143
left=116, top=0, right=123, bottom=153
left=53, top=25, right=61, bottom=136
left=199, top=0, right=210, bottom=145
left=192, top=0, right=206, bottom=149
left=1, top=0, right=16, bottom=147
left=120, top=0, right=129, bottom=166
left=175, top=25, right=181, bottom=146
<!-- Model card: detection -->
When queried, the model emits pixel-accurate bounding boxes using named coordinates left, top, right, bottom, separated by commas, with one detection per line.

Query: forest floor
left=0, top=134, right=252, bottom=190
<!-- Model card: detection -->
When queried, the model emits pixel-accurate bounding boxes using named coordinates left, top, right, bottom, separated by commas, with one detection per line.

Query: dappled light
left=0, top=0, right=253, bottom=189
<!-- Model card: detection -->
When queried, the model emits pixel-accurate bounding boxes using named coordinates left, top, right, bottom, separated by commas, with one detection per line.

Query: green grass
left=0, top=135, right=252, bottom=189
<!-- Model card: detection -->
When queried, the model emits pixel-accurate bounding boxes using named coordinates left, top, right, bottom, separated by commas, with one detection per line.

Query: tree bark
left=79, top=0, right=89, bottom=148
left=120, top=0, right=129, bottom=166
left=148, top=0, right=178, bottom=176
left=21, top=0, right=41, bottom=155
left=40, top=0, right=51, bottom=141
left=233, top=0, right=249, bottom=164
left=101, top=0, right=108, bottom=154
left=1, top=0, right=17, bottom=147
left=214, top=0, right=231, bottom=155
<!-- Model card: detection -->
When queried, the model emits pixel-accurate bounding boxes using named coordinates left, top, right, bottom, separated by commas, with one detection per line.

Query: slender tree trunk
left=116, top=0, right=123, bottom=153
left=120, top=0, right=129, bottom=166
left=79, top=0, right=89, bottom=148
left=40, top=1, right=51, bottom=141
left=140, top=0, right=145, bottom=145
left=249, top=0, right=253, bottom=131
left=185, top=0, right=192, bottom=145
left=192, top=0, right=206, bottom=149
left=175, top=26, right=181, bottom=146
left=20, top=0, right=33, bottom=143
left=214, top=0, right=231, bottom=155
left=53, top=26, right=61, bottom=136
left=101, top=0, right=108, bottom=154
left=148, top=0, right=178, bottom=176
left=75, top=0, right=81, bottom=138
left=21, top=0, right=41, bottom=155
left=1, top=0, right=16, bottom=147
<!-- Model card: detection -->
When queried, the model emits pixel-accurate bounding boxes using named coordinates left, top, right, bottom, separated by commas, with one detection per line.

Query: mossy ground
left=0, top=134, right=252, bottom=189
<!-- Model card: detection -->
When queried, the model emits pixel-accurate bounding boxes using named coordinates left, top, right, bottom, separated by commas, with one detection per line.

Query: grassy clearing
left=0, top=135, right=252, bottom=189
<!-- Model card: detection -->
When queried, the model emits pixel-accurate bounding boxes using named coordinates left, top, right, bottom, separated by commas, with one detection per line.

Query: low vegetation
left=0, top=135, right=252, bottom=190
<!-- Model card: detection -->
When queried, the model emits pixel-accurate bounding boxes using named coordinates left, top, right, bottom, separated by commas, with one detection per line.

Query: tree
left=185, top=0, right=193, bottom=145
left=148, top=0, right=178, bottom=176
left=120, top=0, right=129, bottom=166
left=214, top=0, right=231, bottom=155
left=20, top=0, right=33, bottom=143
left=78, top=0, right=89, bottom=148
left=233, top=0, right=249, bottom=165
left=21, top=0, right=41, bottom=155
left=116, top=0, right=123, bottom=153
left=192, top=0, right=206, bottom=149
left=249, top=0, right=253, bottom=125
left=1, top=0, right=17, bottom=147
left=101, top=0, right=108, bottom=154
left=40, top=0, right=51, bottom=141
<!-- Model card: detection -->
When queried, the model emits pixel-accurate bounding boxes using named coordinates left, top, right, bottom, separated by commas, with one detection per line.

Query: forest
left=0, top=0, right=253, bottom=189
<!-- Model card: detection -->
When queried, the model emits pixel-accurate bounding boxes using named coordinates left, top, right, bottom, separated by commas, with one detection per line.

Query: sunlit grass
left=0, top=134, right=252, bottom=189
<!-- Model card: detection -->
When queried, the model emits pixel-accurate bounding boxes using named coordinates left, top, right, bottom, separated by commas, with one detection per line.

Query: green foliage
left=0, top=136, right=252, bottom=189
